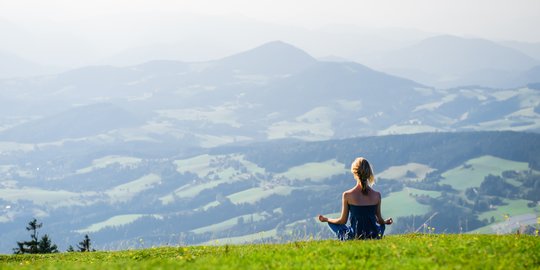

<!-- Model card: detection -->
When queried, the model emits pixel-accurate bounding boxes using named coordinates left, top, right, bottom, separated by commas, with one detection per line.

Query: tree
left=38, top=234, right=59, bottom=253
left=13, top=218, right=58, bottom=254
left=77, top=234, right=94, bottom=252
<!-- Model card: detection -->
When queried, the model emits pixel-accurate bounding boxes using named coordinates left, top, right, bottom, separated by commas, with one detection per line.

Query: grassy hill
left=0, top=235, right=538, bottom=269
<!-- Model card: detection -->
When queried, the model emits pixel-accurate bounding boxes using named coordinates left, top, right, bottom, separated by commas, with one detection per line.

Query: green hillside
left=1, top=131, right=540, bottom=252
left=1, top=235, right=538, bottom=269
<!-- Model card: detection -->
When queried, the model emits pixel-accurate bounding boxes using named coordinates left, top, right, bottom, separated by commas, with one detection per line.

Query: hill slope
left=0, top=235, right=538, bottom=269
left=1, top=41, right=540, bottom=145
left=378, top=35, right=540, bottom=88
left=0, top=131, right=539, bottom=252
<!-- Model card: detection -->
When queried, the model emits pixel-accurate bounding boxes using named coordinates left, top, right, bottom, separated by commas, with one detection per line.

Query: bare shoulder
left=343, top=187, right=356, bottom=196
left=342, top=188, right=355, bottom=200
left=370, top=189, right=381, bottom=198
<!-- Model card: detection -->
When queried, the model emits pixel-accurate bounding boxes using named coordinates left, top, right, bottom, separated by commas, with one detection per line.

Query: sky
left=1, top=0, right=539, bottom=42
left=0, top=0, right=539, bottom=67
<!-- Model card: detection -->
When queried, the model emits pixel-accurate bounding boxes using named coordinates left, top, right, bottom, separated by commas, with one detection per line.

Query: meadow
left=1, top=234, right=538, bottom=269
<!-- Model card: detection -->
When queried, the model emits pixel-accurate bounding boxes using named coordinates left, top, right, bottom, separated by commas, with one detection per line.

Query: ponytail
left=351, top=157, right=375, bottom=194
left=360, top=178, right=369, bottom=195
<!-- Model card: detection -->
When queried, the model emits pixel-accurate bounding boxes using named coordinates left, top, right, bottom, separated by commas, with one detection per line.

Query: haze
left=1, top=0, right=539, bottom=68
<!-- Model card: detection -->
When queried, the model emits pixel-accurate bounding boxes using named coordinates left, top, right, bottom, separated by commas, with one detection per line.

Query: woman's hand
left=385, top=218, right=393, bottom=225
left=318, top=215, right=328, bottom=222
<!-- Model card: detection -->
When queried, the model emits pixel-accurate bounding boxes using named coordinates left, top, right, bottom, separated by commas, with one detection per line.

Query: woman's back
left=344, top=186, right=380, bottom=206
left=346, top=188, right=381, bottom=239
left=318, top=157, right=392, bottom=240
left=348, top=204, right=381, bottom=239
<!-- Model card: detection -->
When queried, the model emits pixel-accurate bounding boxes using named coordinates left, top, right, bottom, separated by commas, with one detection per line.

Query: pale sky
left=1, top=0, right=539, bottom=42
left=1, top=0, right=539, bottom=67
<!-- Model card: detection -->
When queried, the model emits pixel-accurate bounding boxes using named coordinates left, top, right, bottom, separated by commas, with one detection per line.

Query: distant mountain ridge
left=0, top=40, right=539, bottom=253
left=219, top=41, right=317, bottom=75
left=0, top=40, right=539, bottom=145
left=0, top=103, right=142, bottom=143
left=375, top=35, right=540, bottom=88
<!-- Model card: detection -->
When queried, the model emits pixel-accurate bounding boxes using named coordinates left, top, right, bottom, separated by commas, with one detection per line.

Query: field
left=440, top=155, right=529, bottom=190
left=276, top=159, right=346, bottom=182
left=381, top=188, right=435, bottom=218
left=376, top=162, right=435, bottom=181
left=0, top=235, right=538, bottom=269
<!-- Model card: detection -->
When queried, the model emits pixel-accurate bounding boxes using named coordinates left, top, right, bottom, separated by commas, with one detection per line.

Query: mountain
left=0, top=50, right=49, bottom=79
left=0, top=103, right=142, bottom=143
left=500, top=40, right=540, bottom=61
left=0, top=41, right=540, bottom=253
left=1, top=40, right=539, bottom=146
left=376, top=35, right=540, bottom=88
left=218, top=41, right=317, bottom=75
left=0, top=131, right=538, bottom=252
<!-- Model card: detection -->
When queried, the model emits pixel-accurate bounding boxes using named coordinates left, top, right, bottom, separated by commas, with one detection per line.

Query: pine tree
left=13, top=218, right=58, bottom=254
left=13, top=218, right=41, bottom=254
left=77, top=234, right=94, bottom=252
left=38, top=234, right=59, bottom=253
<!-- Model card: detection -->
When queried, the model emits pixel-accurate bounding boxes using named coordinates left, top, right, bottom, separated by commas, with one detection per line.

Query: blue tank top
left=348, top=204, right=381, bottom=239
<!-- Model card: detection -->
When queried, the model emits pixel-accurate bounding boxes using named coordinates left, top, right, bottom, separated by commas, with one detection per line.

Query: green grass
left=227, top=186, right=296, bottom=204
left=478, top=199, right=540, bottom=223
left=377, top=162, right=435, bottom=181
left=75, top=214, right=165, bottom=234
left=440, top=155, right=529, bottom=191
left=0, top=235, right=538, bottom=269
left=382, top=188, right=434, bottom=218
left=76, top=155, right=142, bottom=174
left=276, top=159, right=346, bottom=182
left=106, top=174, right=161, bottom=203
left=191, top=213, right=269, bottom=234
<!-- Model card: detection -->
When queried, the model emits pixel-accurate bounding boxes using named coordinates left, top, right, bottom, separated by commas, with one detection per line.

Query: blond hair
left=351, top=157, right=375, bottom=194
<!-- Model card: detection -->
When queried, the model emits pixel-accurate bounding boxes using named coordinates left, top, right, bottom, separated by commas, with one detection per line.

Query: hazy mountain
left=218, top=41, right=317, bottom=75
left=501, top=40, right=540, bottom=60
left=0, top=103, right=142, bottom=143
left=377, top=35, right=540, bottom=88
left=0, top=51, right=52, bottom=79
left=1, top=41, right=539, bottom=145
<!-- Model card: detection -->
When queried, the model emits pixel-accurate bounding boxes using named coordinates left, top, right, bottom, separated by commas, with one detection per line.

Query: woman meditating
left=318, top=157, right=393, bottom=240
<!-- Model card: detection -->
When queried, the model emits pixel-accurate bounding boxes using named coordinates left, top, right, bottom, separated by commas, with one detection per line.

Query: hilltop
left=0, top=234, right=538, bottom=269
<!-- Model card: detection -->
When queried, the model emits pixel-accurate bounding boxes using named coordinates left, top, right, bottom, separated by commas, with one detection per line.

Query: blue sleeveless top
left=347, top=204, right=381, bottom=239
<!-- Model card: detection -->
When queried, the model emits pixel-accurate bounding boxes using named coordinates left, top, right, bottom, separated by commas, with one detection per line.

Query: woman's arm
left=376, top=192, right=393, bottom=225
left=318, top=192, right=349, bottom=224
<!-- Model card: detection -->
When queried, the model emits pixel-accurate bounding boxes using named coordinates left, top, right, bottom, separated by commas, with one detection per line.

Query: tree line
left=13, top=218, right=94, bottom=254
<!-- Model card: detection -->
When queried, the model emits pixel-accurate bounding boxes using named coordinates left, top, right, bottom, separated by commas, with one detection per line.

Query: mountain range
left=370, top=35, right=540, bottom=88
left=1, top=41, right=539, bottom=146
left=0, top=40, right=539, bottom=253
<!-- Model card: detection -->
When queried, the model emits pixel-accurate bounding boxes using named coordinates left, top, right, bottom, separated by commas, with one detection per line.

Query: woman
left=318, top=157, right=393, bottom=240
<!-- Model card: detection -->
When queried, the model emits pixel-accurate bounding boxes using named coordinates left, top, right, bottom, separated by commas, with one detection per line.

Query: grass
left=440, top=155, right=529, bottom=191
left=76, top=155, right=142, bottom=174
left=478, top=199, right=540, bottom=223
left=227, top=186, right=296, bottom=204
left=191, top=213, right=269, bottom=234
left=377, top=162, right=435, bottom=181
left=0, top=235, right=538, bottom=269
left=267, top=106, right=336, bottom=141
left=382, top=188, right=433, bottom=218
left=276, top=159, right=346, bottom=182
left=0, top=188, right=81, bottom=206
left=76, top=214, right=147, bottom=234
left=106, top=174, right=161, bottom=203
